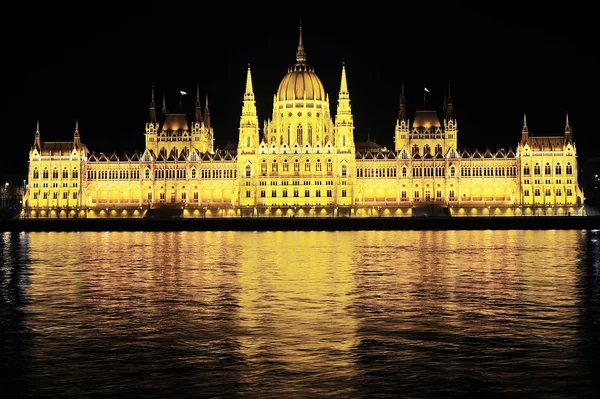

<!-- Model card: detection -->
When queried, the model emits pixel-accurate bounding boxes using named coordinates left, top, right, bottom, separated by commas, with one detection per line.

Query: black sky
left=2, top=4, right=596, bottom=181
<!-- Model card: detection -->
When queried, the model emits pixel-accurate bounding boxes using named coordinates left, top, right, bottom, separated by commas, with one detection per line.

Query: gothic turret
left=238, top=64, right=259, bottom=151
left=564, top=112, right=572, bottom=143
left=74, top=119, right=80, bottom=147
left=34, top=120, right=41, bottom=150
left=521, top=113, right=528, bottom=143
left=334, top=62, right=355, bottom=151
left=394, top=82, right=409, bottom=151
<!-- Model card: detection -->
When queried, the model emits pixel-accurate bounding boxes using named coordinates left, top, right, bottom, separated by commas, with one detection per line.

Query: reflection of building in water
left=235, top=231, right=359, bottom=393
left=21, top=24, right=584, bottom=219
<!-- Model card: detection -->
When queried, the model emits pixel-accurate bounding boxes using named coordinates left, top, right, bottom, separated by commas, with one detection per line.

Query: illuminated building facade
left=21, top=27, right=585, bottom=218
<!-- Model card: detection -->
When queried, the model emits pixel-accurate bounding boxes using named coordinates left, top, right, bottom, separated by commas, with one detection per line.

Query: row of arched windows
left=33, top=167, right=79, bottom=180
left=523, top=162, right=572, bottom=176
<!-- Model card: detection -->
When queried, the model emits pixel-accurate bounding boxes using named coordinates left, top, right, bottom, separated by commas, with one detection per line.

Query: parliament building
left=21, top=27, right=585, bottom=219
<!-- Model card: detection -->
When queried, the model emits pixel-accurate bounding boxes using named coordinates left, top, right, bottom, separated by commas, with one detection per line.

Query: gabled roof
left=88, top=152, right=98, bottom=161
left=484, top=149, right=494, bottom=158
left=435, top=152, right=445, bottom=160
left=109, top=152, right=119, bottom=161
left=387, top=151, right=396, bottom=159
left=528, top=136, right=565, bottom=151
left=413, top=110, right=441, bottom=128
left=161, top=113, right=189, bottom=132
left=364, top=151, right=374, bottom=159
left=167, top=152, right=177, bottom=162
left=412, top=152, right=421, bottom=160
left=472, top=149, right=482, bottom=158
left=40, top=141, right=75, bottom=156
left=223, top=151, right=234, bottom=160
left=460, top=149, right=470, bottom=158
left=98, top=153, right=108, bottom=161
left=213, top=151, right=223, bottom=161
left=375, top=151, right=386, bottom=159
left=201, top=152, right=212, bottom=161
left=177, top=152, right=187, bottom=162
left=495, top=149, right=505, bottom=158
left=130, top=152, right=140, bottom=161
left=506, top=148, right=516, bottom=158
left=423, top=151, right=433, bottom=159
left=156, top=153, right=165, bottom=162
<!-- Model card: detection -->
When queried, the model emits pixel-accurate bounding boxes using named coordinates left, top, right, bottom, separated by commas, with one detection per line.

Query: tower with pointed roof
left=394, top=82, right=409, bottom=152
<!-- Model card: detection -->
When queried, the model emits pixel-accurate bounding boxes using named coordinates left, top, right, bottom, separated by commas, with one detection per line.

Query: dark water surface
left=1, top=230, right=600, bottom=398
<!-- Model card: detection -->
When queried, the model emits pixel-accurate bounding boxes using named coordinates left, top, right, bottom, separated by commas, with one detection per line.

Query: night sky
left=2, top=5, right=595, bottom=182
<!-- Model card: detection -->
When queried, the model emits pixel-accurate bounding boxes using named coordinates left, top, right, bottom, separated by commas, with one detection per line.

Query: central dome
left=276, top=22, right=326, bottom=102
left=277, top=66, right=325, bottom=101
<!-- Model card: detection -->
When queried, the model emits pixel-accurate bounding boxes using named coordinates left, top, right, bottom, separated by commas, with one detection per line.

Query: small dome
left=277, top=66, right=325, bottom=101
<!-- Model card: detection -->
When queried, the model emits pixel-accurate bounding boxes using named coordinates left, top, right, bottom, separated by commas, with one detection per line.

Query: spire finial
left=296, top=18, right=306, bottom=65
left=196, top=82, right=200, bottom=106
left=74, top=119, right=79, bottom=137
left=340, top=63, right=348, bottom=93
left=398, top=82, right=407, bottom=121
left=151, top=84, right=155, bottom=106
left=162, top=92, right=167, bottom=114
left=245, top=65, right=254, bottom=95
left=522, top=113, right=528, bottom=131
left=205, top=91, right=209, bottom=111
left=566, top=112, right=570, bottom=129
left=36, top=120, right=40, bottom=137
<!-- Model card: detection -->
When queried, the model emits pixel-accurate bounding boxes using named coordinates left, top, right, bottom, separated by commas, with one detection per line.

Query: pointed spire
left=245, top=64, right=254, bottom=96
left=203, top=92, right=211, bottom=129
left=398, top=82, right=407, bottom=121
left=565, top=112, right=572, bottom=142
left=340, top=62, right=348, bottom=94
left=445, top=81, right=453, bottom=120
left=162, top=93, right=167, bottom=115
left=296, top=18, right=306, bottom=65
left=34, top=120, right=41, bottom=148
left=195, top=82, right=202, bottom=122
left=74, top=119, right=79, bottom=137
left=522, top=113, right=528, bottom=132
left=149, top=85, right=157, bottom=123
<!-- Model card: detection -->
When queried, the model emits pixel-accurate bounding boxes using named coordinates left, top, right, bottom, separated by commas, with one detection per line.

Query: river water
left=1, top=230, right=599, bottom=398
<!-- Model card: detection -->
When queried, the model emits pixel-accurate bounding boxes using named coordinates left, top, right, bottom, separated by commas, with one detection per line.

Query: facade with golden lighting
left=21, top=27, right=585, bottom=218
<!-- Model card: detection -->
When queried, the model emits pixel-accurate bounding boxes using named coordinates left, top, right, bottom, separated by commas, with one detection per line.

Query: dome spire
left=296, top=18, right=306, bottom=65
left=398, top=81, right=407, bottom=121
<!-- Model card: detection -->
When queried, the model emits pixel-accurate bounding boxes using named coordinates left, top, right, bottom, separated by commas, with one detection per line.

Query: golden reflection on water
left=3, top=229, right=590, bottom=397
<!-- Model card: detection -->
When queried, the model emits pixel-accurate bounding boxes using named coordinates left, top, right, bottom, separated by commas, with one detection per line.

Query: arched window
left=261, top=159, right=267, bottom=174
left=33, top=168, right=39, bottom=179
left=272, top=160, right=278, bottom=172
left=342, top=135, right=346, bottom=146
left=545, top=163, right=551, bottom=175
left=435, top=144, right=442, bottom=155
left=316, top=159, right=322, bottom=171
left=296, top=124, right=303, bottom=145
left=308, top=125, right=313, bottom=145
left=450, top=166, right=455, bottom=177
left=412, top=144, right=419, bottom=155
left=424, top=144, right=431, bottom=155
left=305, top=159, right=310, bottom=171
left=245, top=165, right=251, bottom=177
left=246, top=135, right=251, bottom=147
left=145, top=169, right=151, bottom=179
left=62, top=168, right=69, bottom=179
left=43, top=168, right=48, bottom=179
left=191, top=168, right=197, bottom=179
left=283, top=159, right=289, bottom=172
left=280, top=135, right=284, bottom=145
left=402, top=166, right=407, bottom=177
left=534, top=163, right=540, bottom=175
left=341, top=165, right=347, bottom=177
left=566, top=163, right=573, bottom=175
left=52, top=168, right=58, bottom=179
left=294, top=159, right=300, bottom=172
left=524, top=164, right=530, bottom=175
left=72, top=168, right=78, bottom=179
left=326, top=159, right=333, bottom=172
left=555, top=163, right=562, bottom=175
